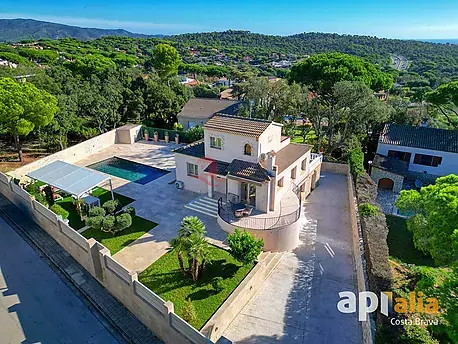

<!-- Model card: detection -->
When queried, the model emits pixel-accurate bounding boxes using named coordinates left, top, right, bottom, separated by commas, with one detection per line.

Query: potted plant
left=153, top=131, right=159, bottom=142
left=143, top=128, right=149, bottom=141
left=165, top=131, right=170, bottom=143
left=175, top=133, right=180, bottom=144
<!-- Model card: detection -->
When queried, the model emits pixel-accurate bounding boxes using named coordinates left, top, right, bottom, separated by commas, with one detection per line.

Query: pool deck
left=75, top=140, right=227, bottom=273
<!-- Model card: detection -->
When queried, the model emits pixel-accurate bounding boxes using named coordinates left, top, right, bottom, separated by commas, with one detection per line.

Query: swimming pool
left=88, top=157, right=170, bottom=185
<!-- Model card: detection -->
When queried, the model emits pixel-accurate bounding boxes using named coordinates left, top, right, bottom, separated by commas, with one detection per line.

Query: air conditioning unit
left=175, top=181, right=184, bottom=189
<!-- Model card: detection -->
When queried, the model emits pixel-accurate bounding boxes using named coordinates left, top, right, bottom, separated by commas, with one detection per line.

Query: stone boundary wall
left=0, top=172, right=223, bottom=344
left=9, top=124, right=142, bottom=179
left=346, top=171, right=373, bottom=344
left=355, top=173, right=393, bottom=329
left=321, top=161, right=349, bottom=174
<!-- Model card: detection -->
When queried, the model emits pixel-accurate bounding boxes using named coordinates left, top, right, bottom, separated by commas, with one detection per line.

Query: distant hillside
left=0, top=18, right=153, bottom=42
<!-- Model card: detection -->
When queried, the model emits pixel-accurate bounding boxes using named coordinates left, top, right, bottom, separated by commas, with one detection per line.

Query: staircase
left=184, top=196, right=223, bottom=218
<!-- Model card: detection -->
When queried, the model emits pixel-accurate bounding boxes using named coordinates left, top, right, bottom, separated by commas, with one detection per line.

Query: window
left=413, top=154, right=442, bottom=167
left=277, top=177, right=284, bottom=187
left=291, top=166, right=297, bottom=179
left=210, top=137, right=222, bottom=149
left=244, top=143, right=252, bottom=156
left=388, top=150, right=412, bottom=162
left=301, top=158, right=307, bottom=171
left=187, top=162, right=198, bottom=177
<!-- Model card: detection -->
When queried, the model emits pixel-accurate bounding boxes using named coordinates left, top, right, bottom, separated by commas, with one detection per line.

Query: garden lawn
left=81, top=216, right=157, bottom=254
left=56, top=187, right=134, bottom=230
left=386, top=215, right=435, bottom=267
left=139, top=245, right=254, bottom=329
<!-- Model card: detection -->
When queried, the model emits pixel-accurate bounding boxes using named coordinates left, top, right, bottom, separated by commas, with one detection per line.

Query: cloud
left=0, top=12, right=200, bottom=34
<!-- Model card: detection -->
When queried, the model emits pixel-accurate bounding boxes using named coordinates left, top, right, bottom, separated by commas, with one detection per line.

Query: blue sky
left=1, top=0, right=458, bottom=38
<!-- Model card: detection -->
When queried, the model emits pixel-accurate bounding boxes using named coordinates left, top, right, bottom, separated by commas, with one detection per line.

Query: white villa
left=371, top=123, right=458, bottom=192
left=174, top=114, right=322, bottom=250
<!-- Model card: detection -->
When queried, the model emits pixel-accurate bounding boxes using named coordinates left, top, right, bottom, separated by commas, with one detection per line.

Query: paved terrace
left=219, top=188, right=300, bottom=229
left=76, top=140, right=227, bottom=273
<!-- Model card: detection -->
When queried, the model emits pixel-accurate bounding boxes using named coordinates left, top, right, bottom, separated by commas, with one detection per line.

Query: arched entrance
left=378, top=178, right=394, bottom=191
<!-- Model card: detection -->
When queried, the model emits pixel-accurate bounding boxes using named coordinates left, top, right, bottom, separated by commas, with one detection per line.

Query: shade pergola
left=27, top=160, right=114, bottom=200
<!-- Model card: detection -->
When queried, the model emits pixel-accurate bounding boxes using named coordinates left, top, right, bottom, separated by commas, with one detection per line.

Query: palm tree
left=178, top=216, right=206, bottom=239
left=170, top=237, right=187, bottom=276
left=187, top=233, right=209, bottom=281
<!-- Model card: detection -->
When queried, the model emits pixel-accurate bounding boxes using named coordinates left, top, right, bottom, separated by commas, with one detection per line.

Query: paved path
left=223, top=173, right=361, bottom=343
left=0, top=194, right=161, bottom=344
left=0, top=216, right=119, bottom=344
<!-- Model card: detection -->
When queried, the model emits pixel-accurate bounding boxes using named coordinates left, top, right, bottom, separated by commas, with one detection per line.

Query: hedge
left=143, top=126, right=190, bottom=143
left=348, top=148, right=365, bottom=178
left=50, top=204, right=69, bottom=220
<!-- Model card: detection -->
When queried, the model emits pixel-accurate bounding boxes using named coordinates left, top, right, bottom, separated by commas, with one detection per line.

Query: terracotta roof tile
left=177, top=98, right=240, bottom=119
left=204, top=114, right=272, bottom=138
left=227, top=159, right=271, bottom=183
left=275, top=143, right=313, bottom=173
left=204, top=160, right=229, bottom=176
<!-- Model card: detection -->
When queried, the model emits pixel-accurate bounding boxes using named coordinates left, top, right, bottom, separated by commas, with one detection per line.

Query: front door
left=241, top=182, right=256, bottom=206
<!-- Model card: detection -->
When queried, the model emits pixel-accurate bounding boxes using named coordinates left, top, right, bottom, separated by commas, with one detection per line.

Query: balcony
left=308, top=153, right=323, bottom=174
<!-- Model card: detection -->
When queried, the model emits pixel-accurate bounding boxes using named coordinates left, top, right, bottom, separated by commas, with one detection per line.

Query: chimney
left=267, top=150, right=277, bottom=174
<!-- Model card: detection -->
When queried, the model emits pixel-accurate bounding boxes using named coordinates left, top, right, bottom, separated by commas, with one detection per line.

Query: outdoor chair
left=243, top=206, right=254, bottom=216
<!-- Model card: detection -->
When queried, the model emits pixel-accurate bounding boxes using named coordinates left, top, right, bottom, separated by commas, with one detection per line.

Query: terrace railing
left=218, top=183, right=302, bottom=231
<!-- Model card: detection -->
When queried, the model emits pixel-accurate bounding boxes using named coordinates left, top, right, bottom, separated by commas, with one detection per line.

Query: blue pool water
left=89, top=157, right=170, bottom=185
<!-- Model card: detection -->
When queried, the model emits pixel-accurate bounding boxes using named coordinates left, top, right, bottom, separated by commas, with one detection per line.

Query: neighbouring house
left=177, top=98, right=241, bottom=130
left=371, top=123, right=458, bottom=192
left=174, top=114, right=322, bottom=250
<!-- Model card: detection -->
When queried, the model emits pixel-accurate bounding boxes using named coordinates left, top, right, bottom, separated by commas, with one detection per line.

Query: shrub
left=85, top=215, right=103, bottom=230
left=212, top=277, right=224, bottom=293
left=103, top=199, right=121, bottom=215
left=115, top=213, right=132, bottom=232
left=359, top=203, right=379, bottom=217
left=348, top=148, right=365, bottom=177
left=102, top=215, right=116, bottom=232
left=50, top=204, right=69, bottom=220
left=88, top=206, right=106, bottom=217
left=227, top=228, right=264, bottom=264
left=181, top=299, right=197, bottom=323
left=123, top=206, right=136, bottom=217
left=400, top=324, right=439, bottom=344
left=173, top=122, right=184, bottom=131
left=186, top=126, right=204, bottom=142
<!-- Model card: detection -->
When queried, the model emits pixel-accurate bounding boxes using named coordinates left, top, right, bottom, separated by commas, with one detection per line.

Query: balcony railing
left=218, top=199, right=301, bottom=230
left=308, top=153, right=323, bottom=174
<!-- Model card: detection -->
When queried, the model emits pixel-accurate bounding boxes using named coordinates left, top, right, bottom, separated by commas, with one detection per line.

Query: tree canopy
left=151, top=43, right=181, bottom=79
left=0, top=77, right=58, bottom=160
left=395, top=174, right=458, bottom=266
left=289, top=52, right=393, bottom=98
left=425, top=81, right=458, bottom=129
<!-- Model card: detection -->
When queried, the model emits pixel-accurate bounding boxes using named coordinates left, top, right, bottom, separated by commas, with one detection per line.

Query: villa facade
left=371, top=123, right=458, bottom=192
left=174, top=115, right=322, bottom=239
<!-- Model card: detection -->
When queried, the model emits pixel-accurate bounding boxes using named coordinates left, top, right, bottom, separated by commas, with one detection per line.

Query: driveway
left=223, top=172, right=361, bottom=343
left=0, top=216, right=120, bottom=344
